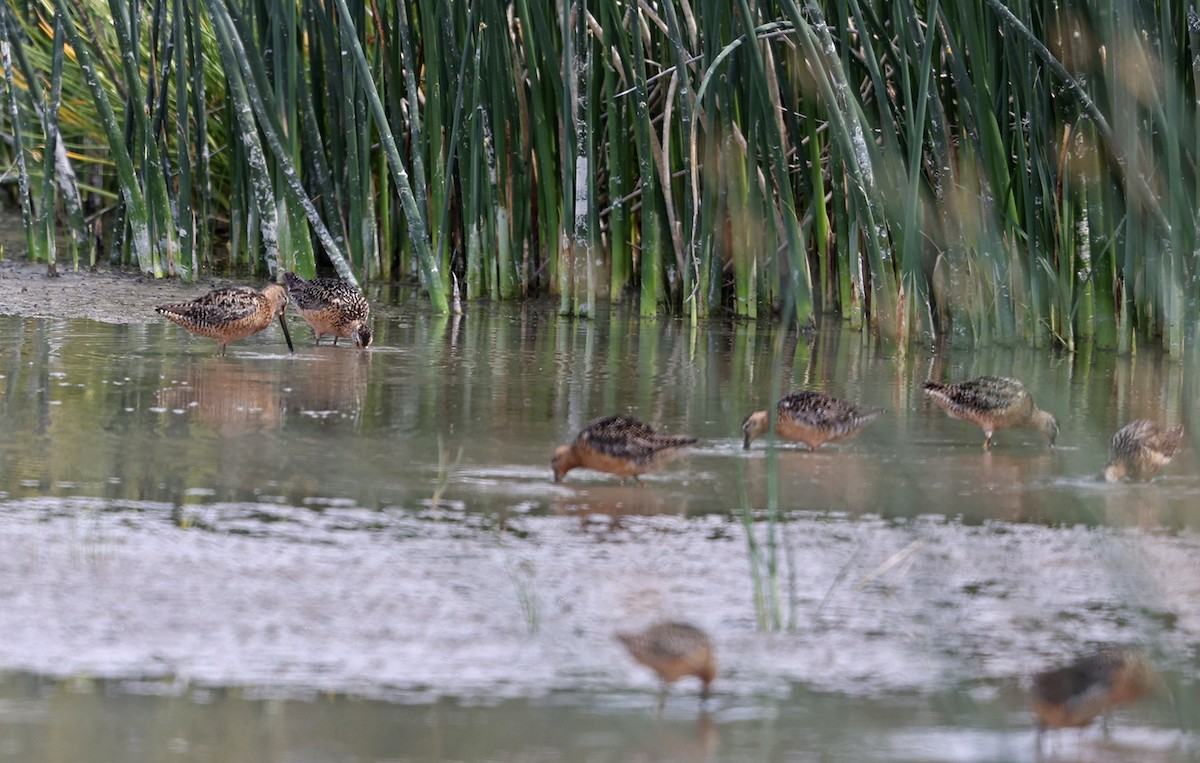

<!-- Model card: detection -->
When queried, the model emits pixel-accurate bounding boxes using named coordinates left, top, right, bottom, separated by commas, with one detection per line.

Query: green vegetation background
left=1, top=0, right=1197, bottom=351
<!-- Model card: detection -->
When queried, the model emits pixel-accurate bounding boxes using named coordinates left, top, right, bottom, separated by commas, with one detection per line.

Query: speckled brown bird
left=1031, top=649, right=1159, bottom=739
left=551, top=415, right=697, bottom=483
left=616, top=621, right=716, bottom=702
left=743, top=391, right=883, bottom=450
left=923, top=376, right=1058, bottom=450
left=155, top=283, right=293, bottom=355
left=1104, top=419, right=1184, bottom=483
left=283, top=272, right=372, bottom=348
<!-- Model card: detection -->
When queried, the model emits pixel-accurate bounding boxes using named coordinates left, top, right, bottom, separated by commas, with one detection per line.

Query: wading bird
left=742, top=391, right=883, bottom=450
left=923, top=375, right=1058, bottom=450
left=1103, top=419, right=1184, bottom=482
left=156, top=283, right=293, bottom=356
left=551, top=415, right=697, bottom=483
left=1031, top=648, right=1159, bottom=743
left=616, top=621, right=716, bottom=705
left=283, top=272, right=372, bottom=348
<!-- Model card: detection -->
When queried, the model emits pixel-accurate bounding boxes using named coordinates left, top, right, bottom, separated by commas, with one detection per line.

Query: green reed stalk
left=170, top=0, right=193, bottom=277
left=557, top=0, right=575, bottom=314
left=332, top=0, right=446, bottom=310
left=6, top=7, right=88, bottom=266
left=629, top=3, right=664, bottom=316
left=660, top=0, right=697, bottom=321
left=514, top=0, right=561, bottom=297
left=601, top=5, right=630, bottom=303
left=439, top=4, right=476, bottom=301
left=337, top=0, right=365, bottom=274
left=38, top=14, right=66, bottom=270
left=281, top=0, right=319, bottom=277
left=205, top=0, right=279, bottom=276
left=894, top=0, right=940, bottom=345
left=210, top=0, right=353, bottom=282
left=186, top=3, right=210, bottom=273
left=0, top=12, right=46, bottom=265
left=728, top=131, right=755, bottom=319
left=478, top=6, right=517, bottom=300
left=786, top=1, right=895, bottom=334
left=52, top=0, right=158, bottom=275
left=734, top=0, right=809, bottom=327
left=564, top=0, right=596, bottom=316
left=111, top=0, right=176, bottom=275
left=695, top=130, right=720, bottom=315
left=296, top=0, right=346, bottom=277
left=394, top=0, right=426, bottom=244
left=465, top=27, right=485, bottom=298
left=804, top=114, right=828, bottom=311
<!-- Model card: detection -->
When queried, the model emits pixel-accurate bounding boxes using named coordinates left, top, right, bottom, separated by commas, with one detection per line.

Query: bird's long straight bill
left=278, top=314, right=295, bottom=353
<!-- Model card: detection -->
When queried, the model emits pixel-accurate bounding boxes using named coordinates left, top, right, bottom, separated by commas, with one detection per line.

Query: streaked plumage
left=616, top=621, right=716, bottom=701
left=155, top=283, right=293, bottom=355
left=742, top=391, right=883, bottom=450
left=551, top=415, right=697, bottom=483
left=923, top=375, right=1058, bottom=450
left=283, top=272, right=372, bottom=348
left=1031, top=649, right=1159, bottom=737
left=1104, top=419, right=1184, bottom=483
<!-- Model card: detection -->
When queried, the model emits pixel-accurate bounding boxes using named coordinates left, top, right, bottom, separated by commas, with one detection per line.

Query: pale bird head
left=263, top=283, right=289, bottom=317
left=551, top=445, right=573, bottom=483
left=742, top=410, right=769, bottom=449
left=1036, top=410, right=1060, bottom=447
left=1103, top=462, right=1125, bottom=483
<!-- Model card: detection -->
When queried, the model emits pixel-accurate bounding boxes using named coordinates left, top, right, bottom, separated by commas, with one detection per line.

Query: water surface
left=1, top=304, right=1199, bottom=761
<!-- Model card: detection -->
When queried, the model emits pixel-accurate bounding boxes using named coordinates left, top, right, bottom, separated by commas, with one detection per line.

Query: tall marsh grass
left=1, top=1, right=1198, bottom=350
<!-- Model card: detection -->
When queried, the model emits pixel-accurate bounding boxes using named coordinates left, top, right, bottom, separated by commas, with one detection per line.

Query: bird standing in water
left=923, top=375, right=1058, bottom=449
left=1103, top=419, right=1184, bottom=482
left=282, top=272, right=373, bottom=348
left=1031, top=649, right=1160, bottom=742
left=551, top=415, right=697, bottom=483
left=742, top=391, right=883, bottom=450
left=616, top=621, right=716, bottom=705
left=155, top=282, right=293, bottom=355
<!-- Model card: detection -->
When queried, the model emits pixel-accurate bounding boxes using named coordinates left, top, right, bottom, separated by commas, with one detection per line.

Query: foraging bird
left=616, top=621, right=716, bottom=702
left=1104, top=419, right=1184, bottom=483
left=156, top=283, right=293, bottom=355
left=1031, top=649, right=1159, bottom=739
left=283, top=272, right=372, bottom=348
left=551, top=415, right=697, bottom=483
left=742, top=391, right=883, bottom=450
left=923, top=376, right=1058, bottom=450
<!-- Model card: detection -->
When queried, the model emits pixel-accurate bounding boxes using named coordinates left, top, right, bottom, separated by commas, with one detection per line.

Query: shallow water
left=1, top=302, right=1200, bottom=761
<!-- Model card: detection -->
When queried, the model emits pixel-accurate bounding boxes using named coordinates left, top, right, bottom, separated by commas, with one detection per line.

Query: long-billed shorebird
left=923, top=375, right=1058, bottom=450
left=1031, top=648, right=1160, bottom=742
left=616, top=621, right=716, bottom=704
left=283, top=272, right=372, bottom=348
left=1104, top=419, right=1184, bottom=482
left=551, top=415, right=697, bottom=483
left=155, top=283, right=293, bottom=355
left=742, top=391, right=883, bottom=450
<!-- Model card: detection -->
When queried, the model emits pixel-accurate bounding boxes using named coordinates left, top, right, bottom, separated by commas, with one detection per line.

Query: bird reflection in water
left=553, top=485, right=690, bottom=537
left=156, top=360, right=284, bottom=435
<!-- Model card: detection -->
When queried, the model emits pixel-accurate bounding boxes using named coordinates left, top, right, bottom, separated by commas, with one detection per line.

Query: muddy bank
left=0, top=260, right=256, bottom=323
